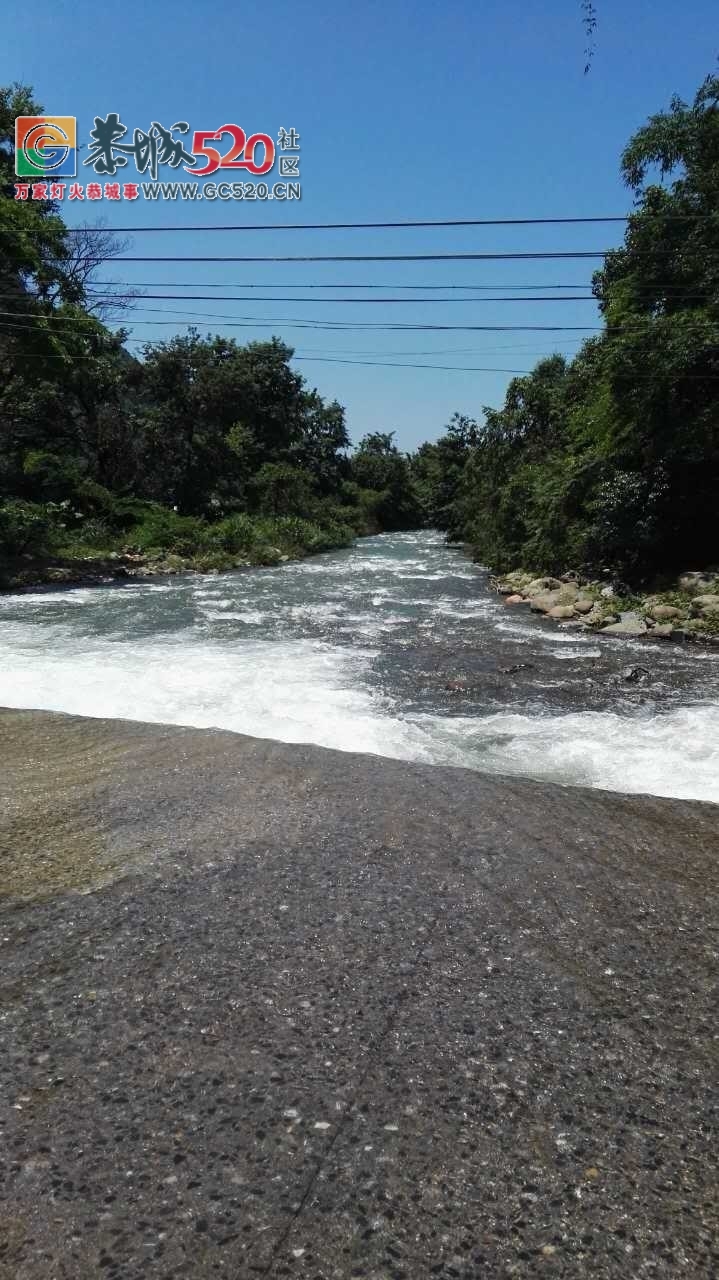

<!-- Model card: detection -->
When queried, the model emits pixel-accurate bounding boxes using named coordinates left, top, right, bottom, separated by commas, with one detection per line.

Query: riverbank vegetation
left=0, top=85, right=422, bottom=587
left=414, top=75, right=719, bottom=590
left=2, top=77, right=717, bottom=597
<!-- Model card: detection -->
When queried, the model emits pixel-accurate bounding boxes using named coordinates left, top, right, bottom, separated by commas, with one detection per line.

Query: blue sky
left=4, top=0, right=717, bottom=449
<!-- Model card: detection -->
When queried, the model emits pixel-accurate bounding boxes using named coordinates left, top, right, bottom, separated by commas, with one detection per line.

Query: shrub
left=56, top=517, right=114, bottom=552
left=203, top=513, right=260, bottom=554
left=130, top=508, right=206, bottom=556
left=21, top=451, right=84, bottom=503
left=0, top=499, right=60, bottom=557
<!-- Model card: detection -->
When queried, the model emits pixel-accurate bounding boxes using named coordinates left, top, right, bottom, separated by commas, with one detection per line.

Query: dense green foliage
left=3, top=76, right=717, bottom=589
left=0, top=84, right=421, bottom=578
left=418, top=76, right=719, bottom=583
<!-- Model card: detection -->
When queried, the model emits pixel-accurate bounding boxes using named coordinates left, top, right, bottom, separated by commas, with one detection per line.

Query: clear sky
left=4, top=0, right=717, bottom=449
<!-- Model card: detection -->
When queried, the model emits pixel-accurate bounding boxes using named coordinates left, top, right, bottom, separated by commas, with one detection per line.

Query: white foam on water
left=199, top=608, right=269, bottom=624
left=551, top=647, right=602, bottom=660
left=430, top=601, right=495, bottom=619
left=495, top=615, right=538, bottom=632
left=206, top=597, right=243, bottom=610
left=397, top=706, right=719, bottom=802
left=0, top=587, right=103, bottom=608
left=398, top=570, right=478, bottom=581
left=0, top=629, right=398, bottom=757
left=1, top=616, right=717, bottom=801
left=1, top=531, right=718, bottom=805
left=288, top=602, right=346, bottom=623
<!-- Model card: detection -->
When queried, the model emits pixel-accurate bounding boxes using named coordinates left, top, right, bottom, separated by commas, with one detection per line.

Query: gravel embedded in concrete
left=1, top=708, right=717, bottom=1278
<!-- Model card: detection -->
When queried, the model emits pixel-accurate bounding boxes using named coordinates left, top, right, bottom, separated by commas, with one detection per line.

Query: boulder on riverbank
left=601, top=613, right=649, bottom=636
left=691, top=594, right=719, bottom=616
left=650, top=604, right=683, bottom=621
left=678, top=572, right=717, bottom=595
left=491, top=567, right=719, bottom=645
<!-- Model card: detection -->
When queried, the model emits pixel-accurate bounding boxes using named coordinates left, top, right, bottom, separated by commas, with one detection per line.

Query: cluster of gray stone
left=494, top=570, right=719, bottom=641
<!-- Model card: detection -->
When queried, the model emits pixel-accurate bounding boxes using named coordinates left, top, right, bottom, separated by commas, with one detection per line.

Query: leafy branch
left=581, top=1, right=598, bottom=75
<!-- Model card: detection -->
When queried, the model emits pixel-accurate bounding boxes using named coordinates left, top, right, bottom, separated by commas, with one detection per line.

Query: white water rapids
left=1, top=532, right=718, bottom=802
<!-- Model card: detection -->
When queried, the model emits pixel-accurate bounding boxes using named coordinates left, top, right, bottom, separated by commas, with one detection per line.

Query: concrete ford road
left=1, top=708, right=717, bottom=1278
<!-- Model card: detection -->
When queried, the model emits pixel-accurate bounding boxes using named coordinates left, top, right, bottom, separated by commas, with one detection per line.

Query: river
left=1, top=530, right=718, bottom=801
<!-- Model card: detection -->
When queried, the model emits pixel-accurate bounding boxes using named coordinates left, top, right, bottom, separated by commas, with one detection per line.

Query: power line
left=9, top=345, right=719, bottom=380
left=80, top=299, right=606, bottom=329
left=78, top=292, right=598, bottom=304
left=108, top=252, right=617, bottom=263
left=293, top=341, right=591, bottom=356
left=32, top=277, right=718, bottom=296
left=6, top=212, right=715, bottom=234
left=0, top=217, right=628, bottom=235
left=122, top=335, right=593, bottom=355
left=0, top=312, right=583, bottom=358
left=4, top=312, right=719, bottom=337
left=88, top=279, right=596, bottom=291
left=101, top=333, right=593, bottom=355
left=0, top=313, right=612, bottom=334
left=93, top=247, right=715, bottom=264
left=293, top=356, right=531, bottom=372
left=0, top=345, right=533, bottom=372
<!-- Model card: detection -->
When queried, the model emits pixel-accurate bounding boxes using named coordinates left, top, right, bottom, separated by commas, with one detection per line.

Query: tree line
left=414, top=74, right=719, bottom=584
left=2, top=76, right=718, bottom=586
left=0, top=84, right=422, bottom=576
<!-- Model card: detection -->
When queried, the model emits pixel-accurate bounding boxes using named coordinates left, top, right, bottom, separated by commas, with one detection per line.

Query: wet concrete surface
left=1, top=708, right=718, bottom=1278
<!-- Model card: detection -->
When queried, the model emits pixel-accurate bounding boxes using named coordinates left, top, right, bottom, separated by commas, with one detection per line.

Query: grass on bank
left=0, top=493, right=383, bottom=587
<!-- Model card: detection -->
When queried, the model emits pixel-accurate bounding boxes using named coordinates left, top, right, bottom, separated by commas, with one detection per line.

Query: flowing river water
left=1, top=530, right=718, bottom=801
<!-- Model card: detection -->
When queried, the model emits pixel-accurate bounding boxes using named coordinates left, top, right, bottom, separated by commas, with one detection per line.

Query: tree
left=351, top=432, right=422, bottom=530
left=289, top=392, right=349, bottom=494
left=413, top=414, right=480, bottom=533
left=435, top=75, right=719, bottom=579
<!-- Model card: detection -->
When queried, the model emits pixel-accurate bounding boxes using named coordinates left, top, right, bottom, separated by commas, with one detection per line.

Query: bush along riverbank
left=1, top=83, right=424, bottom=597
left=410, top=79, right=719, bottom=597
left=493, top=568, right=719, bottom=645
left=0, top=503, right=364, bottom=591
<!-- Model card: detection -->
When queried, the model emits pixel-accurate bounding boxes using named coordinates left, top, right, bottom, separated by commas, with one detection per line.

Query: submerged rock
left=620, top=665, right=651, bottom=683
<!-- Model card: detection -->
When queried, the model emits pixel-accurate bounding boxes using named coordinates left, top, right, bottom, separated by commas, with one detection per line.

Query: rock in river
left=601, top=612, right=648, bottom=636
